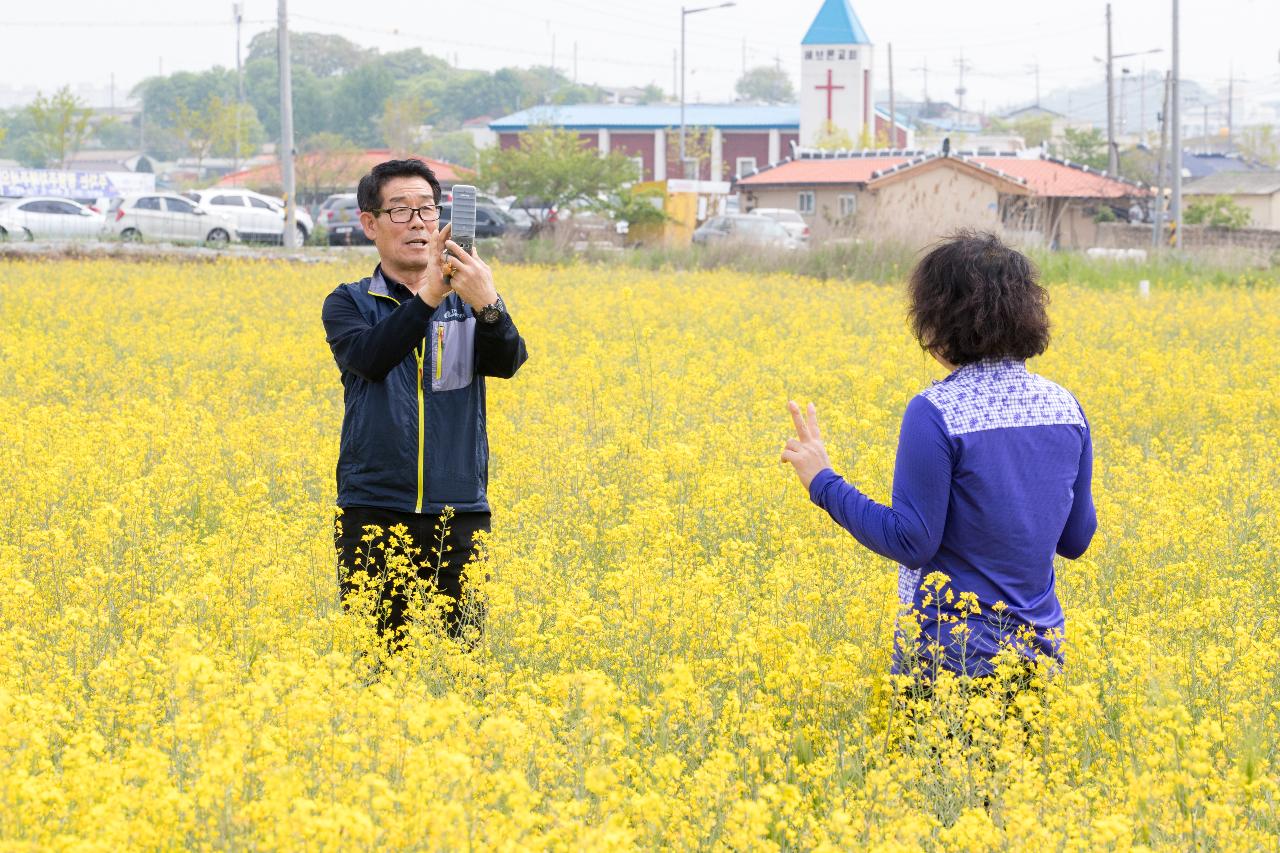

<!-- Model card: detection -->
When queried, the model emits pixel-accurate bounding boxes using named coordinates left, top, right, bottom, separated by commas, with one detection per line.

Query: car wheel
left=21, top=228, right=34, bottom=242
left=205, top=228, right=230, bottom=247
left=294, top=224, right=308, bottom=246
left=121, top=228, right=142, bottom=242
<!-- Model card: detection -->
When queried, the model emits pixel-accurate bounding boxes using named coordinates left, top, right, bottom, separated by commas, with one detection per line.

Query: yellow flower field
left=0, top=257, right=1277, bottom=851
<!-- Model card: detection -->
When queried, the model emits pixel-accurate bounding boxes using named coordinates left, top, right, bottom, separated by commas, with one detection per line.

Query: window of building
left=681, top=158, right=700, bottom=179
left=797, top=191, right=815, bottom=214
left=838, top=194, right=857, bottom=217
left=735, top=156, right=757, bottom=177
left=629, top=156, right=645, bottom=181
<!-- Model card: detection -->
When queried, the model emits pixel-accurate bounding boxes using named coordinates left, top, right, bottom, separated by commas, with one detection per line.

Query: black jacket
left=322, top=266, right=527, bottom=513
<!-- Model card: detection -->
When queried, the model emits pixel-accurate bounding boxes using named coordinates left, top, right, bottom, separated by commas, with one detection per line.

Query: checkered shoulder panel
left=920, top=358, right=1085, bottom=437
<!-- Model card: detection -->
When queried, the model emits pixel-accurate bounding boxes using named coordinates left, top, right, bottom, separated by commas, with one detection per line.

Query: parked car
left=322, top=195, right=374, bottom=246
left=184, top=188, right=313, bottom=245
left=750, top=207, right=810, bottom=244
left=439, top=203, right=512, bottom=239
left=691, top=214, right=800, bottom=250
left=0, top=196, right=104, bottom=241
left=104, top=193, right=238, bottom=245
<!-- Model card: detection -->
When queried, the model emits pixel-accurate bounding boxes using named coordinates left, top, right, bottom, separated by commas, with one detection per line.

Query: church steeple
left=802, top=0, right=871, bottom=47
left=800, top=0, right=874, bottom=147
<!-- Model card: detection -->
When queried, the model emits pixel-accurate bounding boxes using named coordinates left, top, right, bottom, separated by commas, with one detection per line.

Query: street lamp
left=680, top=2, right=735, bottom=177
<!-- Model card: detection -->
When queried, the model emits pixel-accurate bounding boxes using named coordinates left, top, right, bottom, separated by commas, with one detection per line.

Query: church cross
left=815, top=69, right=845, bottom=120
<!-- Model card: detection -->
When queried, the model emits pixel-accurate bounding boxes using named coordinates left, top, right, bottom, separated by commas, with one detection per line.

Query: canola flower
left=0, top=257, right=1277, bottom=851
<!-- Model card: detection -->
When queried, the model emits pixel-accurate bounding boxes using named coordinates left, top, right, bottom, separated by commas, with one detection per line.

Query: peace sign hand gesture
left=780, top=400, right=832, bottom=490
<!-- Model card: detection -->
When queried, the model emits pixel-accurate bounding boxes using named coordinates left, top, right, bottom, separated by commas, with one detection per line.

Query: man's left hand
left=443, top=239, right=499, bottom=310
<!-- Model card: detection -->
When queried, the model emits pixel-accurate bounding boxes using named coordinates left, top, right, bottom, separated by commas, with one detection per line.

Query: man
left=322, top=159, right=527, bottom=646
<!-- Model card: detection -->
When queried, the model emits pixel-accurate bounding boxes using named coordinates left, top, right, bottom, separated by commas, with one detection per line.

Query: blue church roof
left=802, top=0, right=871, bottom=45
left=490, top=104, right=799, bottom=132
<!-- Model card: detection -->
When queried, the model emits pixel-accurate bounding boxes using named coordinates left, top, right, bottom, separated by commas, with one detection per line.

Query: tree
left=478, top=127, right=637, bottom=223
left=813, top=120, right=853, bottom=151
left=295, top=132, right=365, bottom=201
left=377, top=95, right=432, bottom=155
left=1237, top=124, right=1280, bottom=167
left=735, top=66, right=795, bottom=103
left=246, top=30, right=373, bottom=77
left=1059, top=126, right=1107, bottom=170
left=637, top=84, right=666, bottom=104
left=171, top=96, right=262, bottom=178
left=25, top=87, right=93, bottom=169
left=1010, top=115, right=1053, bottom=148
left=1184, top=195, right=1252, bottom=229
left=424, top=131, right=479, bottom=169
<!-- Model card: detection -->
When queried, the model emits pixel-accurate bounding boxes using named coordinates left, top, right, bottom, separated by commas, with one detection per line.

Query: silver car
left=0, top=196, right=105, bottom=241
left=750, top=207, right=811, bottom=244
left=105, top=192, right=238, bottom=245
left=691, top=214, right=800, bottom=250
left=185, top=188, right=313, bottom=245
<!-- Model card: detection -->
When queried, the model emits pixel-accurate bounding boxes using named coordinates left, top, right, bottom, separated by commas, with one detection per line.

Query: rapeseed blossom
left=0, top=257, right=1276, bottom=850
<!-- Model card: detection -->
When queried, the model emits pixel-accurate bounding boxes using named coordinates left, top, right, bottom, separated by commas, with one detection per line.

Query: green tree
left=1059, top=126, right=1108, bottom=170
left=735, top=66, right=795, bottom=103
left=424, top=131, right=479, bottom=169
left=1184, top=195, right=1252, bottom=229
left=171, top=96, right=262, bottom=179
left=1010, top=115, right=1053, bottom=148
left=377, top=94, right=432, bottom=155
left=478, top=126, right=637, bottom=221
left=24, top=87, right=94, bottom=169
left=246, top=30, right=373, bottom=77
left=1237, top=124, right=1279, bottom=167
left=637, top=84, right=666, bottom=104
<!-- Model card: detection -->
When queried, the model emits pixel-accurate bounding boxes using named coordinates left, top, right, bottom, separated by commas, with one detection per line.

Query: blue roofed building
left=488, top=0, right=909, bottom=182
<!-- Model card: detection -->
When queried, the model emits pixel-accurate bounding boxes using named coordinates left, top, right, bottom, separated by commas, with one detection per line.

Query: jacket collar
left=369, top=265, right=415, bottom=301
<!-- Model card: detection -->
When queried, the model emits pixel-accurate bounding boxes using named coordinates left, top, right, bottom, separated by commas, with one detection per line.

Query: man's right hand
left=418, top=222, right=453, bottom=307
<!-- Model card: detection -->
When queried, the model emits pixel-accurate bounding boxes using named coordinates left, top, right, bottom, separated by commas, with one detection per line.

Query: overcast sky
left=4, top=0, right=1277, bottom=119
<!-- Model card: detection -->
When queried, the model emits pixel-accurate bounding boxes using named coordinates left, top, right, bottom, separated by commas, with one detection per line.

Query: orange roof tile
left=736, top=156, right=913, bottom=187
left=739, top=153, right=1148, bottom=199
left=971, top=157, right=1147, bottom=198
left=217, top=150, right=473, bottom=190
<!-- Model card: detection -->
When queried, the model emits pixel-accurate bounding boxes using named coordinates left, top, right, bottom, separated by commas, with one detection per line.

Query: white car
left=750, top=207, right=811, bottom=245
left=0, top=196, right=104, bottom=241
left=105, top=192, right=238, bottom=246
left=185, top=188, right=313, bottom=245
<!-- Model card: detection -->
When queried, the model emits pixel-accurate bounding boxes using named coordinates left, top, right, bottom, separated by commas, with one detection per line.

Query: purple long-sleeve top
left=809, top=358, right=1097, bottom=676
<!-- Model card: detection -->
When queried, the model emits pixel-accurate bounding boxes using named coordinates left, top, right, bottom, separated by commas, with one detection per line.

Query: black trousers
left=335, top=505, right=490, bottom=643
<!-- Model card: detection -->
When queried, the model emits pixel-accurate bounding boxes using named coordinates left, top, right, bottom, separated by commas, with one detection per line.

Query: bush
left=1184, top=195, right=1252, bottom=230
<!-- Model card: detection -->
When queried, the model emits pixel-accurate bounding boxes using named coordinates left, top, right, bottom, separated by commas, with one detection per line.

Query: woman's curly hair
left=908, top=230, right=1051, bottom=365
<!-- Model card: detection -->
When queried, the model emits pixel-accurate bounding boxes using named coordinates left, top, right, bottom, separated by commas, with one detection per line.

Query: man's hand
left=418, top=222, right=453, bottom=307
left=780, top=400, right=831, bottom=490
left=443, top=238, right=499, bottom=310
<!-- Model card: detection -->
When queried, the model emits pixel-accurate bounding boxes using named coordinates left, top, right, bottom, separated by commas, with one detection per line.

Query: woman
left=780, top=231, right=1096, bottom=678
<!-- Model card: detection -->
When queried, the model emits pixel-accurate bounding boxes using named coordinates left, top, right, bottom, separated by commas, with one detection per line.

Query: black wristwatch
left=476, top=296, right=506, bottom=324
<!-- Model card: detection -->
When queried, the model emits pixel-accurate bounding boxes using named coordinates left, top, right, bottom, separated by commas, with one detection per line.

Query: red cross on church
left=815, top=69, right=845, bottom=120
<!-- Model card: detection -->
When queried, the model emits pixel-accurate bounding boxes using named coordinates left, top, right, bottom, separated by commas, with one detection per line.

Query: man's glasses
left=370, top=205, right=440, bottom=223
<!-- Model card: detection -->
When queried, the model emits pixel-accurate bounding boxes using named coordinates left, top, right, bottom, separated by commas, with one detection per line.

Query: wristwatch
left=476, top=296, right=506, bottom=324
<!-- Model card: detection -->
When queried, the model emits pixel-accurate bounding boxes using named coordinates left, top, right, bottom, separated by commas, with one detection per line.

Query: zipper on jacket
left=435, top=324, right=445, bottom=381
left=415, top=340, right=426, bottom=513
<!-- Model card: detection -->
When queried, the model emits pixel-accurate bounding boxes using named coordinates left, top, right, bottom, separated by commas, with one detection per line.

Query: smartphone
left=449, top=185, right=477, bottom=260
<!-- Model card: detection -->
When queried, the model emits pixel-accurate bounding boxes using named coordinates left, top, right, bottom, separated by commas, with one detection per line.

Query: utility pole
left=1153, top=71, right=1170, bottom=247
left=680, top=3, right=736, bottom=173
left=913, top=59, right=929, bottom=106
left=888, top=43, right=895, bottom=148
left=233, top=2, right=244, bottom=176
left=278, top=0, right=298, bottom=249
left=1027, top=62, right=1041, bottom=107
left=954, top=51, right=970, bottom=116
left=1171, top=0, right=1182, bottom=249
left=1105, top=3, right=1118, bottom=175
left=1202, top=102, right=1209, bottom=153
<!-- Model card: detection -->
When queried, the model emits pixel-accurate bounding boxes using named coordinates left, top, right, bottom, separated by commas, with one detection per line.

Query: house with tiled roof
left=1184, top=170, right=1280, bottom=229
left=736, top=149, right=1150, bottom=246
left=216, top=150, right=472, bottom=202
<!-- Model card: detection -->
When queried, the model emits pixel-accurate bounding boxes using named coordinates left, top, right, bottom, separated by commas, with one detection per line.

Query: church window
left=797, top=191, right=815, bottom=214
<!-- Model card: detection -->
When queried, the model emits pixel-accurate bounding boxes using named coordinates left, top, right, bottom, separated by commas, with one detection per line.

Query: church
left=488, top=0, right=909, bottom=183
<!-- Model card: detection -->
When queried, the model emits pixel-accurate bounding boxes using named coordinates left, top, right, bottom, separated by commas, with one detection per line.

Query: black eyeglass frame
left=368, top=205, right=441, bottom=223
